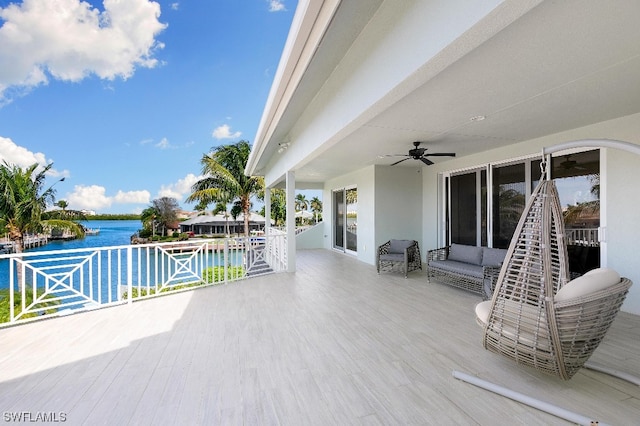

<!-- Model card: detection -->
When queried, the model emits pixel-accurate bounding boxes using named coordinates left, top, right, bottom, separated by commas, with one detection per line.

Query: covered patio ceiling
left=252, top=0, right=640, bottom=184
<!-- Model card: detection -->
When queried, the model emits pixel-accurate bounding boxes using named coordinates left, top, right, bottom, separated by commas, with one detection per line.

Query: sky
left=0, top=0, right=299, bottom=214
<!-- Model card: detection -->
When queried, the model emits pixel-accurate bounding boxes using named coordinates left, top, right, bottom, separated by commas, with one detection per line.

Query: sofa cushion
left=428, top=260, right=484, bottom=279
left=388, top=239, right=413, bottom=253
left=555, top=268, right=621, bottom=302
left=448, top=243, right=483, bottom=265
left=482, top=247, right=507, bottom=267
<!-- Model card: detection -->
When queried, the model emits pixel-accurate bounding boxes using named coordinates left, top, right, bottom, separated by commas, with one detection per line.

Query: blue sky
left=0, top=0, right=299, bottom=214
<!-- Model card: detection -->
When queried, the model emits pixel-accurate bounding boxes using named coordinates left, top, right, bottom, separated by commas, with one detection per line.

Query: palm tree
left=310, top=196, right=322, bottom=223
left=213, top=202, right=231, bottom=236
left=0, top=162, right=84, bottom=289
left=295, top=193, right=309, bottom=212
left=258, top=188, right=286, bottom=227
left=187, top=141, right=263, bottom=236
left=140, top=206, right=158, bottom=237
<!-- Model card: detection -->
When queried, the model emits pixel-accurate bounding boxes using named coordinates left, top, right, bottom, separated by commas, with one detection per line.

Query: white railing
left=566, top=228, right=599, bottom=246
left=0, top=234, right=287, bottom=326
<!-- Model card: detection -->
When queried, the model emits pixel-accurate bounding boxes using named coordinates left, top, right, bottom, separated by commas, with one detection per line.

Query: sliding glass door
left=450, top=169, right=487, bottom=246
left=333, top=187, right=357, bottom=254
left=444, top=149, right=600, bottom=274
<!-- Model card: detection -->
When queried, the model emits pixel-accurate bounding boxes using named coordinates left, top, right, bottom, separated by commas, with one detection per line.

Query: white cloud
left=114, top=190, right=151, bottom=204
left=141, top=137, right=191, bottom=149
left=0, top=0, right=167, bottom=104
left=155, top=137, right=172, bottom=149
left=157, top=173, right=200, bottom=200
left=212, top=124, right=241, bottom=140
left=65, top=185, right=150, bottom=211
left=66, top=185, right=113, bottom=211
left=268, top=1, right=286, bottom=12
left=171, top=3, right=180, bottom=11
left=0, top=135, right=70, bottom=177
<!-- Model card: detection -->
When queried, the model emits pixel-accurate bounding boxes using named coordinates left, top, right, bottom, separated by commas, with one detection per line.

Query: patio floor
left=1, top=249, right=639, bottom=425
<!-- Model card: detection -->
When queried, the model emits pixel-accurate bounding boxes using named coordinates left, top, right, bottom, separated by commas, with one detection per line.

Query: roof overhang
left=248, top=0, right=640, bottom=186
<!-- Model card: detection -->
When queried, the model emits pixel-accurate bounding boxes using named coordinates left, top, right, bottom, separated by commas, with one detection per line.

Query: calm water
left=0, top=220, right=142, bottom=289
left=33, top=220, right=142, bottom=251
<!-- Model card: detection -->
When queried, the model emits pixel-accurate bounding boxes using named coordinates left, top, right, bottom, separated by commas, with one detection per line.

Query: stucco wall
left=374, top=165, right=424, bottom=256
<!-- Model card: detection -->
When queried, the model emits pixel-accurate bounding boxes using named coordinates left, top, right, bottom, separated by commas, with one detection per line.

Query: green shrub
left=138, top=228, right=153, bottom=238
left=123, top=281, right=204, bottom=299
left=0, top=288, right=60, bottom=323
left=203, top=265, right=245, bottom=283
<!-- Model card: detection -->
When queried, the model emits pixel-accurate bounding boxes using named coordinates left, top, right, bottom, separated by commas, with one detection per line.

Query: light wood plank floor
left=1, top=249, right=639, bottom=425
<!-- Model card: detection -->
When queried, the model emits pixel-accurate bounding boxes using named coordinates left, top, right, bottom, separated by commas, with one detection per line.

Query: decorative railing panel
left=565, top=227, right=599, bottom=246
left=0, top=234, right=286, bottom=325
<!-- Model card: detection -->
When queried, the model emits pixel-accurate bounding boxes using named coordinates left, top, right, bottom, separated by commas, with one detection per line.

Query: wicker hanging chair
left=476, top=160, right=632, bottom=380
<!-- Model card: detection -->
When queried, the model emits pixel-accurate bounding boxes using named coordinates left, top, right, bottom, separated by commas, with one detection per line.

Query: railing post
left=127, top=246, right=133, bottom=304
left=9, top=259, right=14, bottom=322
left=224, top=238, right=229, bottom=284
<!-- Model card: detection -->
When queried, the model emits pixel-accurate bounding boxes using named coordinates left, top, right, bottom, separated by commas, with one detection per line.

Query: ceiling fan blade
left=424, top=152, right=456, bottom=157
left=419, top=157, right=434, bottom=166
left=390, top=158, right=410, bottom=166
left=380, top=154, right=410, bottom=157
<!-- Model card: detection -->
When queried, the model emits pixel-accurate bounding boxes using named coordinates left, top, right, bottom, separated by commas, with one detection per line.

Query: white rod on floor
left=584, top=361, right=640, bottom=386
left=452, top=370, right=609, bottom=426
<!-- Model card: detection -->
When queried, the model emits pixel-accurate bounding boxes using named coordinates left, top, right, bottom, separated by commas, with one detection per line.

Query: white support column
left=264, top=187, right=271, bottom=238
left=286, top=171, right=296, bottom=272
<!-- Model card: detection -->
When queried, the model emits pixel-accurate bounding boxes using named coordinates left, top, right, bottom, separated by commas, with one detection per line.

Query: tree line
left=1, top=140, right=323, bottom=254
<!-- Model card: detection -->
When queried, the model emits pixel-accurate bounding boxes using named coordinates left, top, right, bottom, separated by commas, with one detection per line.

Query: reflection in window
left=551, top=149, right=600, bottom=275
left=450, top=173, right=477, bottom=245
left=492, top=163, right=525, bottom=249
left=346, top=188, right=357, bottom=252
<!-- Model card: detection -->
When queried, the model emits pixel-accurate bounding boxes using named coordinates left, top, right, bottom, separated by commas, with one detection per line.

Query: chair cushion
left=555, top=268, right=621, bottom=302
left=482, top=247, right=507, bottom=267
left=448, top=244, right=483, bottom=265
left=477, top=299, right=551, bottom=350
left=475, top=300, right=491, bottom=324
left=388, top=239, right=413, bottom=253
left=428, top=260, right=484, bottom=278
left=380, top=253, right=405, bottom=262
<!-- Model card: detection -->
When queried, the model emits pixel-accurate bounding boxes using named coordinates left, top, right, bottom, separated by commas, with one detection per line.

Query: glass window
left=333, top=187, right=357, bottom=253
left=346, top=188, right=357, bottom=252
left=551, top=149, right=600, bottom=275
left=492, top=163, right=525, bottom=249
left=450, top=172, right=477, bottom=245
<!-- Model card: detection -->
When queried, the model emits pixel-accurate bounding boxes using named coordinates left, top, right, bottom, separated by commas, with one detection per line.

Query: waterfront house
left=246, top=0, right=640, bottom=316
left=2, top=2, right=639, bottom=423
left=179, top=212, right=271, bottom=236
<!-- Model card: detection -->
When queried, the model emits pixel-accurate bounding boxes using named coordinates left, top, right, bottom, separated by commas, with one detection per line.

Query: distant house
left=166, top=222, right=181, bottom=236
left=179, top=212, right=272, bottom=236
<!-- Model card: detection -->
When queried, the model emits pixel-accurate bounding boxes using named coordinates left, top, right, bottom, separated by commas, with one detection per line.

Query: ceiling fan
left=382, top=141, right=456, bottom=166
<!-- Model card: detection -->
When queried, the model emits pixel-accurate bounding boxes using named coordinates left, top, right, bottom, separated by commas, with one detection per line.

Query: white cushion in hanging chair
left=554, top=268, right=621, bottom=302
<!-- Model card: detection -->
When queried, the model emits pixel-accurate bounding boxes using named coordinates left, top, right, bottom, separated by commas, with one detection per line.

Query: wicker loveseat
left=427, top=243, right=506, bottom=299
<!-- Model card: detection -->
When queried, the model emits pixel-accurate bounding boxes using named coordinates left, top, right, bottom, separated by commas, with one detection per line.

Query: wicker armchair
left=377, top=239, right=422, bottom=278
